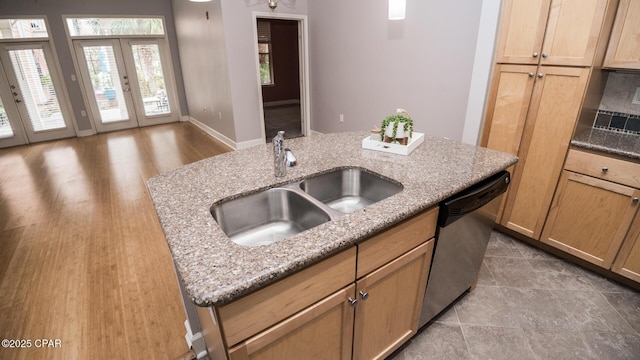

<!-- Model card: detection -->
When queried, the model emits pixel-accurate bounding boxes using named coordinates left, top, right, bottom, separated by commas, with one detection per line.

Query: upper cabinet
left=604, top=0, right=640, bottom=69
left=496, top=0, right=610, bottom=67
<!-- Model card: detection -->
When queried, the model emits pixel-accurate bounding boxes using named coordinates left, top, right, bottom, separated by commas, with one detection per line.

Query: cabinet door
left=352, top=240, right=434, bottom=360
left=612, top=208, right=640, bottom=282
left=541, top=171, right=640, bottom=268
left=540, top=0, right=609, bottom=66
left=604, top=0, right=640, bottom=69
left=495, top=0, right=551, bottom=64
left=481, top=64, right=537, bottom=156
left=481, top=64, right=537, bottom=222
left=228, top=284, right=356, bottom=360
left=501, top=67, right=589, bottom=239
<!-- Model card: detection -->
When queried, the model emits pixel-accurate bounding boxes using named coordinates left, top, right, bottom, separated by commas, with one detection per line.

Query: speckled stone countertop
left=572, top=128, right=640, bottom=160
left=147, top=132, right=517, bottom=306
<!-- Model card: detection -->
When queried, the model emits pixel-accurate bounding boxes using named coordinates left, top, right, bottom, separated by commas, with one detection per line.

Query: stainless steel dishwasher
left=419, top=170, right=510, bottom=327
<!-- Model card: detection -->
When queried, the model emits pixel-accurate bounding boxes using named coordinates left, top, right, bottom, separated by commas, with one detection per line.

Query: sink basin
left=211, top=188, right=331, bottom=247
left=300, top=168, right=403, bottom=214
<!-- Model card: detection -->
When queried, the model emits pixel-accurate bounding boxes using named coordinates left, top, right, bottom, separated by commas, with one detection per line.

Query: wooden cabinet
left=499, top=67, right=590, bottom=239
left=612, top=210, right=640, bottom=282
left=481, top=64, right=537, bottom=156
left=202, top=206, right=438, bottom=359
left=217, top=247, right=357, bottom=347
left=495, top=0, right=611, bottom=66
left=484, top=0, right=616, bottom=232
left=543, top=149, right=640, bottom=277
left=541, top=170, right=640, bottom=268
left=228, top=285, right=356, bottom=360
left=480, top=64, right=537, bottom=219
left=604, top=0, right=640, bottom=69
left=353, top=241, right=433, bottom=360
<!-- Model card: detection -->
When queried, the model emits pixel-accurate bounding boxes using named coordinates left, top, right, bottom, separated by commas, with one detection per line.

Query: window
left=66, top=17, right=165, bottom=37
left=257, top=21, right=274, bottom=86
left=0, top=19, right=49, bottom=39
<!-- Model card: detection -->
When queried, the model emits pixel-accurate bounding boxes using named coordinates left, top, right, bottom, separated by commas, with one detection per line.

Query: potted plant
left=381, top=110, right=413, bottom=145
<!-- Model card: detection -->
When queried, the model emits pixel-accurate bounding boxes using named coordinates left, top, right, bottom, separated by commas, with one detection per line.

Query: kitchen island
left=147, top=131, right=517, bottom=359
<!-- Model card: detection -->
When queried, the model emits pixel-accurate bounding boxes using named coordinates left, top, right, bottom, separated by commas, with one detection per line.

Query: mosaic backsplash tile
left=594, top=110, right=640, bottom=135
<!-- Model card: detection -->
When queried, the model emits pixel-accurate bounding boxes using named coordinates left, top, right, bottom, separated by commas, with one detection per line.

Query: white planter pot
left=384, top=121, right=408, bottom=141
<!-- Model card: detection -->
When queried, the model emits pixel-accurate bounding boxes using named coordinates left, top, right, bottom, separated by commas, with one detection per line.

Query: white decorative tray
left=362, top=132, right=425, bottom=155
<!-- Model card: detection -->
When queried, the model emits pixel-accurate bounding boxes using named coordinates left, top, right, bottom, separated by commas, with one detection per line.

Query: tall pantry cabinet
left=481, top=0, right=619, bottom=240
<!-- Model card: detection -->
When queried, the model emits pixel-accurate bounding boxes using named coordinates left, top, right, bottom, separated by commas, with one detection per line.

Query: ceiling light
left=388, top=0, right=406, bottom=20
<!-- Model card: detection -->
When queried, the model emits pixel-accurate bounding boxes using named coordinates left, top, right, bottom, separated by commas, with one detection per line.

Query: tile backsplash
left=599, top=72, right=640, bottom=116
left=594, top=110, right=640, bottom=134
left=594, top=72, right=640, bottom=134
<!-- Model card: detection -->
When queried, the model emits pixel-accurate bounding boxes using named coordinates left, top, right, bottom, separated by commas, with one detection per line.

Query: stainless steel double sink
left=210, top=167, right=403, bottom=247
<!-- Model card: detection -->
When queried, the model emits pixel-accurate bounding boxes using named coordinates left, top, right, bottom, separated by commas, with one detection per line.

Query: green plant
left=381, top=114, right=413, bottom=143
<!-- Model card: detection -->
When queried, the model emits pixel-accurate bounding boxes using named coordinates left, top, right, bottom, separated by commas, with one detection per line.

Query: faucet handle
left=284, top=148, right=297, bottom=167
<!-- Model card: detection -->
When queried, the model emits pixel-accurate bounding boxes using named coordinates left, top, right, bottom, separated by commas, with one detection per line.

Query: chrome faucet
left=273, top=131, right=287, bottom=177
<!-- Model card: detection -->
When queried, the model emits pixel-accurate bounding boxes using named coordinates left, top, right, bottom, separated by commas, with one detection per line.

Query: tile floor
left=389, top=231, right=640, bottom=360
left=264, top=104, right=303, bottom=141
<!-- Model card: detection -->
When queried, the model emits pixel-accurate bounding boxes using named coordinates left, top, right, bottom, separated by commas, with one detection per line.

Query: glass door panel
left=82, top=45, right=130, bottom=122
left=0, top=42, right=76, bottom=145
left=0, top=97, right=15, bottom=138
left=0, top=49, right=29, bottom=148
left=8, top=48, right=66, bottom=131
left=74, top=39, right=138, bottom=132
left=130, top=43, right=170, bottom=116
left=122, top=39, right=178, bottom=126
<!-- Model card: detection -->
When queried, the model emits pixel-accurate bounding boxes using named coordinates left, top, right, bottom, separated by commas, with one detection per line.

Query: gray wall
left=219, top=0, right=307, bottom=143
left=172, top=0, right=308, bottom=144
left=0, top=0, right=187, bottom=132
left=307, top=0, right=484, bottom=140
left=172, top=0, right=236, bottom=141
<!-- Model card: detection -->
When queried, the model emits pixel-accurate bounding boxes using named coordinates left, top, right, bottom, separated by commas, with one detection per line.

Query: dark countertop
left=146, top=132, right=517, bottom=306
left=572, top=128, right=640, bottom=160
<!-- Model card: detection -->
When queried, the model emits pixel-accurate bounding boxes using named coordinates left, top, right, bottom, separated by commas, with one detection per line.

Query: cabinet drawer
left=357, top=206, right=438, bottom=278
left=217, top=247, right=356, bottom=346
left=565, top=149, right=640, bottom=188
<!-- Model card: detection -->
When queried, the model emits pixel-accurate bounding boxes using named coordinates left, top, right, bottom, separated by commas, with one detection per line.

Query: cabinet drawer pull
left=359, top=291, right=369, bottom=301
left=602, top=167, right=608, bottom=173
left=528, top=72, right=534, bottom=78
left=633, top=197, right=639, bottom=204
left=532, top=52, right=539, bottom=58
left=348, top=297, right=358, bottom=308
left=542, top=52, right=548, bottom=58
left=537, top=73, right=543, bottom=78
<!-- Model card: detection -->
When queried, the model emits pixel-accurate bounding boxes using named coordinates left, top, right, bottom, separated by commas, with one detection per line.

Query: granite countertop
left=572, top=128, right=640, bottom=160
left=147, top=132, right=517, bottom=306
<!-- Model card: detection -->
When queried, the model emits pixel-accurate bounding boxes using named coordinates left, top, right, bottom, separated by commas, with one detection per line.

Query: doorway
left=254, top=13, right=310, bottom=142
left=0, top=42, right=76, bottom=148
left=73, top=38, right=179, bottom=133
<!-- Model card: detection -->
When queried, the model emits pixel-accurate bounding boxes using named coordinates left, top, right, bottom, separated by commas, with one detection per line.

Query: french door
left=0, top=42, right=76, bottom=148
left=74, top=38, right=178, bottom=133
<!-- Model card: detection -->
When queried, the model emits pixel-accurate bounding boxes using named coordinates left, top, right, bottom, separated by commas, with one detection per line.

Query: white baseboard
left=184, top=320, right=208, bottom=359
left=187, top=116, right=237, bottom=150
left=236, top=138, right=265, bottom=149
left=76, top=129, right=96, bottom=137
left=310, top=130, right=323, bottom=136
left=188, top=116, right=264, bottom=150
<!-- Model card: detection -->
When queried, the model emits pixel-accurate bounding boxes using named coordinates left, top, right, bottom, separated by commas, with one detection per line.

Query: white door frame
left=252, top=12, right=310, bottom=140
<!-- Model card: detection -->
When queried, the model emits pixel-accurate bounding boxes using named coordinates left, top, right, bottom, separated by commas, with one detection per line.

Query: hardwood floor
left=0, top=123, right=231, bottom=360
